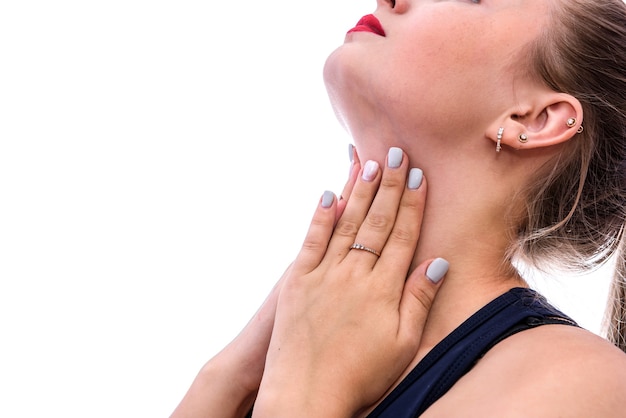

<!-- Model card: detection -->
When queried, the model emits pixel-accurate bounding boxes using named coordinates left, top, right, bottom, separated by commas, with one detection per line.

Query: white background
left=0, top=1, right=613, bottom=417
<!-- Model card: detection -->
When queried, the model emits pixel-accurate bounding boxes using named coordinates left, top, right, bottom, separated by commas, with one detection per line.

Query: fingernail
left=348, top=144, right=355, bottom=163
left=388, top=147, right=402, bottom=168
left=362, top=160, right=379, bottom=182
left=321, top=190, right=334, bottom=208
left=426, top=258, right=449, bottom=284
left=408, top=168, right=423, bottom=189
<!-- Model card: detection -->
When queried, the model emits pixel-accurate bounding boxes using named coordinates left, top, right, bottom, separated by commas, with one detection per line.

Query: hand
left=170, top=148, right=362, bottom=418
left=253, top=148, right=447, bottom=417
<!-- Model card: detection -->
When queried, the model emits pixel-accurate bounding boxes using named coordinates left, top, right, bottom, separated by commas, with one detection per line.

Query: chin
left=322, top=52, right=353, bottom=134
left=322, top=47, right=412, bottom=159
left=322, top=48, right=346, bottom=103
left=322, top=44, right=371, bottom=108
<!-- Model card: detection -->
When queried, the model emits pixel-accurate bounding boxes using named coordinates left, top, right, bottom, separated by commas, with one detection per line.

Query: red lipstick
left=347, top=14, right=386, bottom=37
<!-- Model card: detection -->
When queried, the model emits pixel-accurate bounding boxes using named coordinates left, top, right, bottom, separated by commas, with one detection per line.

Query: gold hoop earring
left=577, top=125, right=584, bottom=134
left=496, top=127, right=504, bottom=153
left=518, top=133, right=528, bottom=143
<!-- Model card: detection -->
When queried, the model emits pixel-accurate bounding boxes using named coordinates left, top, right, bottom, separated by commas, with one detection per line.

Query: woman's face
left=323, top=0, right=551, bottom=155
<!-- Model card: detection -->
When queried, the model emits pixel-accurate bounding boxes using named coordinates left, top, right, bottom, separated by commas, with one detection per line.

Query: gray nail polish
left=388, top=147, right=403, bottom=168
left=321, top=190, right=334, bottom=208
left=408, top=168, right=423, bottom=189
left=426, top=258, right=449, bottom=284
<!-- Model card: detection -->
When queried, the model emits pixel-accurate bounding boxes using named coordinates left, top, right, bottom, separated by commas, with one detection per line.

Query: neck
left=412, top=183, right=528, bottom=357
left=353, top=138, right=530, bottom=356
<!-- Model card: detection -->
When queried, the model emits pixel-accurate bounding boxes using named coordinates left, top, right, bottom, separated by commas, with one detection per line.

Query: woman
left=172, top=0, right=626, bottom=416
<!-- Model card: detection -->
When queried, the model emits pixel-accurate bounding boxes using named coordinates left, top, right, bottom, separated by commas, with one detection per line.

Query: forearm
left=170, top=360, right=256, bottom=418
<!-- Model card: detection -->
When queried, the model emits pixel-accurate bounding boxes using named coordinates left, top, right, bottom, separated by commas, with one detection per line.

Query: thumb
left=398, top=258, right=449, bottom=343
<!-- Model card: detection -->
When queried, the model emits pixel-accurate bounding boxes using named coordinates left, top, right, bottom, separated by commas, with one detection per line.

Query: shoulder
left=424, top=325, right=626, bottom=417
left=500, top=325, right=626, bottom=393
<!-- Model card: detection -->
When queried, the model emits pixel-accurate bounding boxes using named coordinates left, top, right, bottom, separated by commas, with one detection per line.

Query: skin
left=253, top=151, right=443, bottom=417
left=172, top=0, right=626, bottom=416
left=324, top=0, right=581, bottom=367
left=323, top=0, right=626, bottom=416
left=169, top=157, right=365, bottom=418
left=171, top=150, right=447, bottom=418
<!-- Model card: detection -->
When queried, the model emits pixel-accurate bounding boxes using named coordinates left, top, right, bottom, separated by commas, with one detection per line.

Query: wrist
left=201, top=352, right=258, bottom=403
left=170, top=357, right=256, bottom=418
left=209, top=336, right=268, bottom=395
left=252, top=375, right=354, bottom=418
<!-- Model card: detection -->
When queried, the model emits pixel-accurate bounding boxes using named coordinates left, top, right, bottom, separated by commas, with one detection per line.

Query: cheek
left=393, top=18, right=495, bottom=83
left=382, top=19, right=506, bottom=121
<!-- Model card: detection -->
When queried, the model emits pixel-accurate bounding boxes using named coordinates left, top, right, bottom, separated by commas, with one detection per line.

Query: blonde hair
left=511, top=0, right=626, bottom=352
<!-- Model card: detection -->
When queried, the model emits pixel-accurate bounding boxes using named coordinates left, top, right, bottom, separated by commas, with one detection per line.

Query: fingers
left=326, top=157, right=382, bottom=261
left=292, top=190, right=338, bottom=274
left=347, top=147, right=412, bottom=268
left=299, top=146, right=426, bottom=280
left=398, top=258, right=449, bottom=345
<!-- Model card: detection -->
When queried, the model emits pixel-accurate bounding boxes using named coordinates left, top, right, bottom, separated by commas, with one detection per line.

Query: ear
left=487, top=92, right=583, bottom=151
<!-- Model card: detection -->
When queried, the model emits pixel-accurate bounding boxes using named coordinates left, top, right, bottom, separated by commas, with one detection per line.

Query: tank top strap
left=367, top=287, right=578, bottom=418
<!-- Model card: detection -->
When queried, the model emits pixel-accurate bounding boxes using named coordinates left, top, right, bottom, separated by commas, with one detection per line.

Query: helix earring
left=518, top=133, right=528, bottom=143
left=496, top=127, right=504, bottom=153
left=567, top=117, right=584, bottom=134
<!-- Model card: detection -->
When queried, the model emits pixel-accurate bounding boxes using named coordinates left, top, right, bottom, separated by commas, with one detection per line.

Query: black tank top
left=367, top=287, right=578, bottom=417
